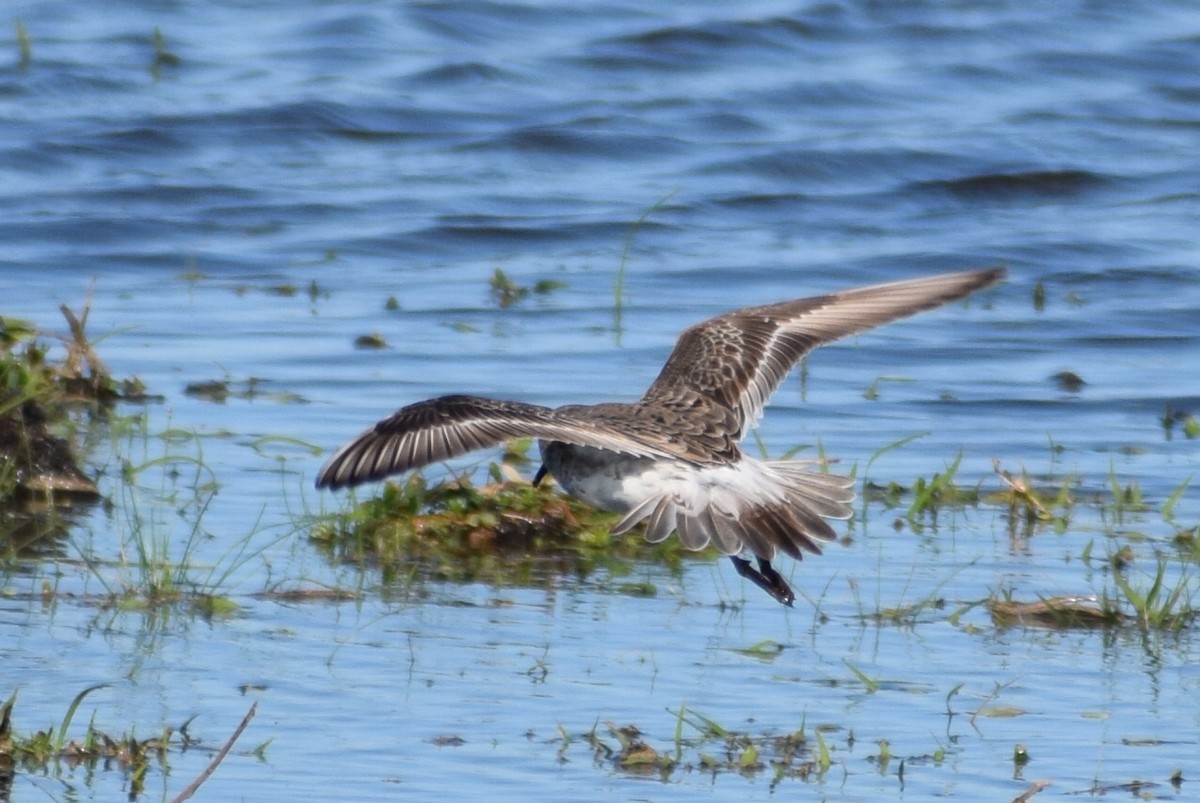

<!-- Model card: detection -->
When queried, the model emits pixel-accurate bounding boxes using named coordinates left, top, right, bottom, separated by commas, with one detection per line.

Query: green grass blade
left=1162, top=475, right=1192, bottom=522
left=843, top=660, right=880, bottom=693
left=613, top=190, right=676, bottom=343
left=54, top=683, right=110, bottom=753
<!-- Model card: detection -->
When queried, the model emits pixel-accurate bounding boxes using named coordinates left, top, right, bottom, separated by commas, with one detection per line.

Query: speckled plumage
left=317, top=267, right=1004, bottom=604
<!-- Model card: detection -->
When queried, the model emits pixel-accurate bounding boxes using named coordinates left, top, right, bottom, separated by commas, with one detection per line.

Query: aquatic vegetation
left=553, top=706, right=963, bottom=791
left=988, top=592, right=1126, bottom=629
left=150, top=27, right=180, bottom=77
left=1051, top=370, right=1085, bottom=393
left=14, top=18, right=30, bottom=69
left=565, top=708, right=822, bottom=785
left=310, top=465, right=692, bottom=595
left=0, top=688, right=256, bottom=801
left=487, top=268, right=566, bottom=308
left=65, top=419, right=290, bottom=618
left=612, top=190, right=675, bottom=341
left=184, top=376, right=308, bottom=405
left=0, top=686, right=169, bottom=798
left=1, top=302, right=147, bottom=409
left=861, top=452, right=984, bottom=536
left=1110, top=554, right=1197, bottom=632
left=1, top=301, right=146, bottom=507
left=309, top=433, right=1200, bottom=627
left=905, top=452, right=978, bottom=527
left=986, top=547, right=1198, bottom=633
left=353, top=332, right=388, bottom=350
left=1161, top=405, right=1200, bottom=440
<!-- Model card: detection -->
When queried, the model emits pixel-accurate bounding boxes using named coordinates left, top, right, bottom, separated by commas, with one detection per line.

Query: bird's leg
left=532, top=464, right=549, bottom=487
left=729, top=556, right=795, bottom=607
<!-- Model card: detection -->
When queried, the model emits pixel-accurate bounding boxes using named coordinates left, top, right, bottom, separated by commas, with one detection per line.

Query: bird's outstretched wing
left=640, top=267, right=1004, bottom=453
left=315, top=394, right=672, bottom=490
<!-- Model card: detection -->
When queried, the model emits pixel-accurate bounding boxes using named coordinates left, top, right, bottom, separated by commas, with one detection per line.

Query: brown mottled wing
left=315, top=394, right=675, bottom=490
left=640, top=268, right=1005, bottom=455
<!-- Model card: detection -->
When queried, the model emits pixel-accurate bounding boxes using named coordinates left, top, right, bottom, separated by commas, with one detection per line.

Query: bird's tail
left=610, top=460, right=854, bottom=560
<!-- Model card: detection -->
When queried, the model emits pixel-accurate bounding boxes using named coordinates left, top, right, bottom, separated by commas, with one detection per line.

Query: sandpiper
left=317, top=267, right=1004, bottom=605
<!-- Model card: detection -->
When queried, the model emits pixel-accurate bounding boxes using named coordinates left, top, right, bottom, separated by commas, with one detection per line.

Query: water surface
left=2, top=1, right=1199, bottom=800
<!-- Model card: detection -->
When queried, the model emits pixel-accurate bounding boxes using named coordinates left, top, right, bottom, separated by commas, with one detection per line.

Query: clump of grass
left=1102, top=464, right=1152, bottom=523
left=2, top=300, right=148, bottom=504
left=1161, top=404, right=1200, bottom=440
left=1, top=688, right=257, bottom=801
left=63, top=420, right=291, bottom=618
left=1109, top=554, right=1197, bottom=632
left=487, top=269, right=566, bottom=308
left=572, top=708, right=817, bottom=784
left=310, top=463, right=693, bottom=594
left=861, top=452, right=982, bottom=532
left=987, top=549, right=1198, bottom=633
left=0, top=686, right=171, bottom=798
left=905, top=453, right=979, bottom=527
left=183, top=376, right=306, bottom=405
left=990, top=460, right=1074, bottom=535
left=2, top=300, right=147, bottom=408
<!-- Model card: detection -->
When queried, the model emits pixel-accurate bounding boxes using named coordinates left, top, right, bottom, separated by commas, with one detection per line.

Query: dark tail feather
left=741, top=499, right=834, bottom=561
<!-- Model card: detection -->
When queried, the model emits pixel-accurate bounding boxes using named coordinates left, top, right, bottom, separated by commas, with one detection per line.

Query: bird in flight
left=317, top=267, right=1004, bottom=605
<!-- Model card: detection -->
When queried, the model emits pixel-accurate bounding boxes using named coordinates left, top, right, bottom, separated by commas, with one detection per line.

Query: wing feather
left=642, top=268, right=1004, bottom=447
left=316, top=394, right=673, bottom=490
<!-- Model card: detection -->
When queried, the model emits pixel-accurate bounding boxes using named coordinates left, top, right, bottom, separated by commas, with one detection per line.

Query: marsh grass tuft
left=2, top=299, right=148, bottom=508
left=183, top=376, right=307, bottom=405
left=311, top=466, right=695, bottom=594
left=487, top=269, right=565, bottom=308
left=1161, top=404, right=1199, bottom=440
left=1110, top=554, right=1197, bottom=632
left=568, top=707, right=822, bottom=783
left=991, top=460, right=1074, bottom=534
left=65, top=419, right=291, bottom=618
left=987, top=548, right=1197, bottom=633
left=905, top=453, right=978, bottom=527
left=0, top=686, right=174, bottom=794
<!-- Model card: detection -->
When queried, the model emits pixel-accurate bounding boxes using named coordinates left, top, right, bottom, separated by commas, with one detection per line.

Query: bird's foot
left=730, top=556, right=795, bottom=606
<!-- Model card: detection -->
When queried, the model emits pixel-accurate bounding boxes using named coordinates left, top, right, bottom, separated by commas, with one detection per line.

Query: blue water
left=3, top=1, right=1200, bottom=800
